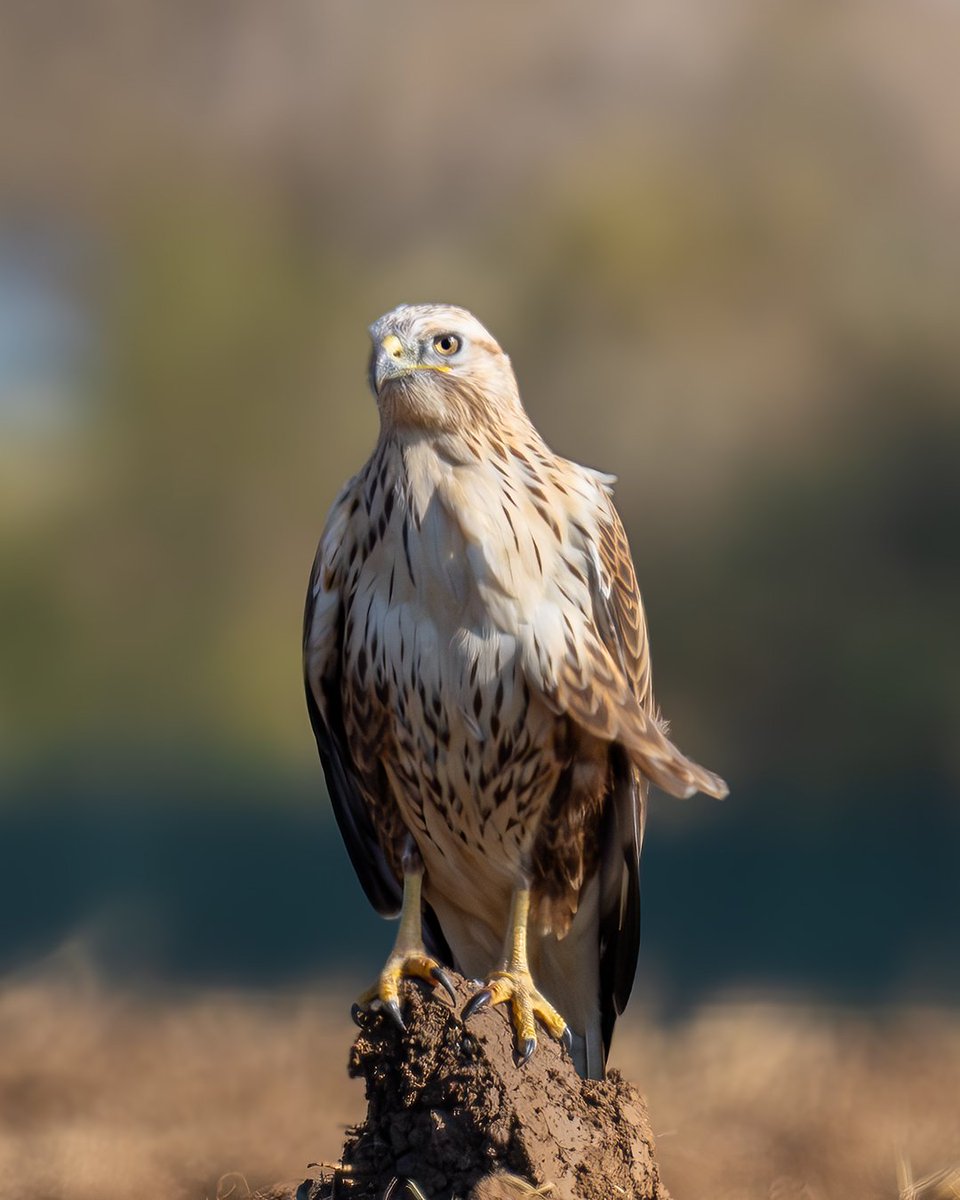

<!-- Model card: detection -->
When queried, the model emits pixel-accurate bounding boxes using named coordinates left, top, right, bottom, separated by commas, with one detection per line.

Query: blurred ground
left=1, top=967, right=957, bottom=1200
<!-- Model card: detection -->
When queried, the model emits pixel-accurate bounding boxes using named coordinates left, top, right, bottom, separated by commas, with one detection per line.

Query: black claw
left=350, top=1003, right=365, bottom=1027
left=518, top=1036, right=537, bottom=1066
left=431, top=966, right=457, bottom=1006
left=383, top=997, right=406, bottom=1031
left=561, top=1026, right=573, bottom=1054
left=462, top=989, right=492, bottom=1021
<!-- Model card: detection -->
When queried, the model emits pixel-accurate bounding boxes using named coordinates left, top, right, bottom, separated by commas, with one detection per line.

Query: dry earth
left=319, top=972, right=665, bottom=1199
left=1, top=964, right=958, bottom=1200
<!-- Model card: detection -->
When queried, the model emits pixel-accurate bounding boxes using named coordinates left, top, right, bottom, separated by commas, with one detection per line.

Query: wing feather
left=303, top=488, right=401, bottom=918
left=598, top=746, right=643, bottom=1058
left=540, top=494, right=728, bottom=801
left=569, top=485, right=727, bottom=1065
left=592, top=502, right=649, bottom=1061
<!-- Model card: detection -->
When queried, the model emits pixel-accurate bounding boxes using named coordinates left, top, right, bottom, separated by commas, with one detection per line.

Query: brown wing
left=303, top=549, right=402, bottom=918
left=303, top=480, right=455, bottom=967
left=540, top=580, right=729, bottom=796
left=592, top=501, right=654, bottom=714
left=591, top=503, right=649, bottom=1062
left=542, top=506, right=729, bottom=800
left=589, top=498, right=727, bottom=1065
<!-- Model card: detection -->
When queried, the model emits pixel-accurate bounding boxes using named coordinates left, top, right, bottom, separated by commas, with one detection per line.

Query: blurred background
left=1, top=2, right=958, bottom=1197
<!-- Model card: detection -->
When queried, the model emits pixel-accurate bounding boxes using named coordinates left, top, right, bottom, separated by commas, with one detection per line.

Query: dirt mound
left=297, top=972, right=669, bottom=1200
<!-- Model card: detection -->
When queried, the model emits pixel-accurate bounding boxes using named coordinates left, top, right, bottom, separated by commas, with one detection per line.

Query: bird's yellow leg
left=353, top=860, right=455, bottom=1030
left=462, top=886, right=569, bottom=1065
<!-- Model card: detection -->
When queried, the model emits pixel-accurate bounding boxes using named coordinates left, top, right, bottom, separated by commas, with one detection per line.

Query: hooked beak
left=372, top=332, right=452, bottom=394
left=373, top=333, right=416, bottom=393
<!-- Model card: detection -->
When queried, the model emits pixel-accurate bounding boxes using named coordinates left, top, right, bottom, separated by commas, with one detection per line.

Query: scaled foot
left=353, top=950, right=456, bottom=1031
left=462, top=968, right=570, bottom=1064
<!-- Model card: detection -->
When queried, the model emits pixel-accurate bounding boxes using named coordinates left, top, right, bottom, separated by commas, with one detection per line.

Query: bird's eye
left=433, top=333, right=461, bottom=356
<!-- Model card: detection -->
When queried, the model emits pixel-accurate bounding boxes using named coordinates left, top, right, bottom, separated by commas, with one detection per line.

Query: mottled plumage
left=304, top=303, right=727, bottom=1077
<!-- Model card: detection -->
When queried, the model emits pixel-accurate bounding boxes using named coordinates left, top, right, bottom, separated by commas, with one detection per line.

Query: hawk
left=304, top=303, right=727, bottom=1078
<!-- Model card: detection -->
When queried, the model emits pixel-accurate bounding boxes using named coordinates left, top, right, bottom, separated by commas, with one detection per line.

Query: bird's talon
left=462, top=989, right=492, bottom=1021
left=353, top=946, right=452, bottom=1029
left=518, top=1036, right=537, bottom=1066
left=431, top=966, right=457, bottom=1005
left=464, top=969, right=567, bottom=1064
left=383, top=997, right=406, bottom=1031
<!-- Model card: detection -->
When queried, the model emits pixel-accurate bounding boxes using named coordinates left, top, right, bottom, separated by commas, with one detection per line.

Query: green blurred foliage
left=0, top=0, right=958, bottom=816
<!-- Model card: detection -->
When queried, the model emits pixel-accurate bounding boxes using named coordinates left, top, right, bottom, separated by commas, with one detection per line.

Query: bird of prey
left=304, top=303, right=727, bottom=1078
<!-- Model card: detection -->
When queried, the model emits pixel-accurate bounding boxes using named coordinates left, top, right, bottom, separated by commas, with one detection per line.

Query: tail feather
left=567, top=1024, right=606, bottom=1080
left=533, top=875, right=605, bottom=1079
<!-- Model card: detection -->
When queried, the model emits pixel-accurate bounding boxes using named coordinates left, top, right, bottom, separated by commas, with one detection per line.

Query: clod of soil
left=298, top=972, right=670, bottom=1200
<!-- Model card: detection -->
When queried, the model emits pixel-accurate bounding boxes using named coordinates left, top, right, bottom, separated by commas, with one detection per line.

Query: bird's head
left=368, top=303, right=523, bottom=434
